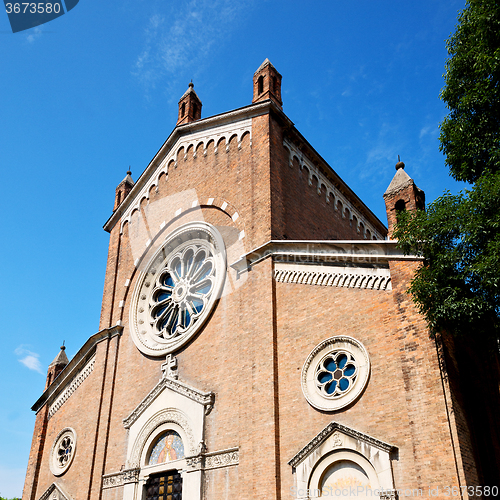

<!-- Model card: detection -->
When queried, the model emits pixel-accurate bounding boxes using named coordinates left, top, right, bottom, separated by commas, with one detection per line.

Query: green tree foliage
left=439, top=0, right=500, bottom=182
left=395, top=173, right=500, bottom=338
left=440, top=0, right=500, bottom=182
left=395, top=0, right=500, bottom=340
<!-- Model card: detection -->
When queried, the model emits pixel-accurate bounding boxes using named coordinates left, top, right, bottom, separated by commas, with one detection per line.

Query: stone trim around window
left=49, top=428, right=77, bottom=477
left=129, top=222, right=226, bottom=357
left=301, top=336, right=370, bottom=412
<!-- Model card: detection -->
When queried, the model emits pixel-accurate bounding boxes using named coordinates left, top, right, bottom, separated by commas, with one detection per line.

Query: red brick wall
left=23, top=107, right=482, bottom=500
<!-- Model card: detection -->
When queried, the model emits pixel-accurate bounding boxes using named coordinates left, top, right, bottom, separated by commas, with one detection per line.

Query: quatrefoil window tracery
left=150, top=245, right=215, bottom=340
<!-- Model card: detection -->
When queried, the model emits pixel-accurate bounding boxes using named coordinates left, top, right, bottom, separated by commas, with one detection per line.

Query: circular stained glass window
left=149, top=430, right=185, bottom=465
left=50, top=427, right=77, bottom=476
left=130, top=222, right=226, bottom=356
left=302, top=336, right=370, bottom=412
left=315, top=351, right=358, bottom=398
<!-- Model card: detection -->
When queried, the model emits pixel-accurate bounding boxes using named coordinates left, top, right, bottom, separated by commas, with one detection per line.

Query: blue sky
left=0, top=0, right=465, bottom=496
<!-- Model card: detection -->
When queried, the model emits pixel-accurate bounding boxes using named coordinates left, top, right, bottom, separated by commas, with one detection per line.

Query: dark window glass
left=258, top=76, right=264, bottom=94
left=145, top=471, right=182, bottom=500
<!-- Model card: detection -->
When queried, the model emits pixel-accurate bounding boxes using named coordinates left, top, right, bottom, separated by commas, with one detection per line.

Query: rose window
left=130, top=222, right=226, bottom=357
left=150, top=246, right=215, bottom=339
left=302, top=337, right=370, bottom=411
left=50, top=427, right=77, bottom=476
left=315, top=351, right=357, bottom=398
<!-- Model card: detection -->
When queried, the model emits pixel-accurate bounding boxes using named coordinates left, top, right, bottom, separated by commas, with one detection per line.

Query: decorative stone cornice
left=275, top=262, right=391, bottom=290
left=32, top=325, right=123, bottom=414
left=184, top=447, right=240, bottom=471
left=231, top=240, right=422, bottom=273
left=204, top=447, right=239, bottom=470
left=104, top=449, right=238, bottom=487
left=102, top=468, right=140, bottom=489
left=123, top=377, right=215, bottom=429
left=288, top=421, right=396, bottom=468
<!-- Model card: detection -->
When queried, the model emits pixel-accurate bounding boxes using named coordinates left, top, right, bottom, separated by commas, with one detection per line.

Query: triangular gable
left=123, top=376, right=214, bottom=429
left=288, top=420, right=396, bottom=468
left=38, top=483, right=73, bottom=500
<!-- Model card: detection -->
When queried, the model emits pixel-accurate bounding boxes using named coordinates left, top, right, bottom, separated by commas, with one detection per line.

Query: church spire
left=45, top=344, right=69, bottom=390
left=383, top=158, right=425, bottom=239
left=177, top=82, right=202, bottom=125
left=114, top=168, right=134, bottom=211
left=252, top=58, right=282, bottom=108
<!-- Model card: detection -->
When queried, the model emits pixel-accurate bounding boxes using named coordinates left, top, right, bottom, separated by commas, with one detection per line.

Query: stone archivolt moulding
left=283, top=138, right=382, bottom=240
left=274, top=262, right=391, bottom=291
left=128, top=408, right=197, bottom=468
left=48, top=355, right=95, bottom=419
left=38, top=483, right=73, bottom=500
left=119, top=118, right=252, bottom=230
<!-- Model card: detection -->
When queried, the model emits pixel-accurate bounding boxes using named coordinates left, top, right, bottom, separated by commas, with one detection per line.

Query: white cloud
left=15, top=346, right=44, bottom=374
left=26, top=27, right=42, bottom=44
left=133, top=0, right=248, bottom=96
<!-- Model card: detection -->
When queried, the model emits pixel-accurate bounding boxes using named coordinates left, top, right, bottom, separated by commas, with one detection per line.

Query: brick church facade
left=22, top=60, right=499, bottom=500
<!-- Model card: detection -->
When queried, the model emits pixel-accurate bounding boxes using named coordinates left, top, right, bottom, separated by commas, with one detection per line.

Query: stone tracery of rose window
left=56, top=434, right=74, bottom=468
left=150, top=245, right=215, bottom=340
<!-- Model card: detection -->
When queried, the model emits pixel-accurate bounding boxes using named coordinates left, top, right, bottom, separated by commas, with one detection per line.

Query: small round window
left=302, top=336, right=370, bottom=411
left=316, top=351, right=358, bottom=398
left=50, top=427, right=77, bottom=476
left=148, top=430, right=185, bottom=465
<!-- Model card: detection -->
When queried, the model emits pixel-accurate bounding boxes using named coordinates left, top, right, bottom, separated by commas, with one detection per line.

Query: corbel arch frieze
left=119, top=118, right=252, bottom=223
left=283, top=138, right=382, bottom=240
left=128, top=408, right=196, bottom=469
